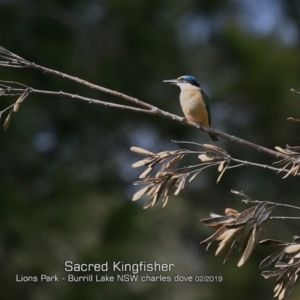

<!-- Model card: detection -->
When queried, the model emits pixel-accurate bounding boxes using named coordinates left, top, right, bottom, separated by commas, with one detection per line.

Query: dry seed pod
left=3, top=109, right=13, bottom=131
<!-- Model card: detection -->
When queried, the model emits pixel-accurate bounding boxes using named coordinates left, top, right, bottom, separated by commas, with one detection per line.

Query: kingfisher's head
left=163, top=75, right=200, bottom=89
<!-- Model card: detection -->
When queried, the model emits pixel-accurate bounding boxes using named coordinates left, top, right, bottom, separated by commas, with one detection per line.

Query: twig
left=269, top=216, right=300, bottom=220
left=241, top=199, right=300, bottom=210
left=230, top=157, right=293, bottom=174
left=0, top=47, right=154, bottom=109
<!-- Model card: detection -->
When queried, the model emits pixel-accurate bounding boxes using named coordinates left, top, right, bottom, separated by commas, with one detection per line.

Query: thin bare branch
left=232, top=190, right=300, bottom=210
left=0, top=46, right=154, bottom=109
left=269, top=216, right=300, bottom=220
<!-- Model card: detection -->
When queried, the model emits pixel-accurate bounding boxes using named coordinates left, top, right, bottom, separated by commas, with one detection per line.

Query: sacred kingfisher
left=163, top=75, right=218, bottom=142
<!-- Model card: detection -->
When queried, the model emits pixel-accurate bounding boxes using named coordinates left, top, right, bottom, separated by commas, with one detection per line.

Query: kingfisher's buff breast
left=179, top=89, right=209, bottom=127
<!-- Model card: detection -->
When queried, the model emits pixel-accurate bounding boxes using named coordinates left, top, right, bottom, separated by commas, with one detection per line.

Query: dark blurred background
left=1, top=0, right=300, bottom=299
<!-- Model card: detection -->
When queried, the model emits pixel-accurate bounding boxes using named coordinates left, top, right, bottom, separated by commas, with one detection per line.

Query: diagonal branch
left=0, top=46, right=290, bottom=160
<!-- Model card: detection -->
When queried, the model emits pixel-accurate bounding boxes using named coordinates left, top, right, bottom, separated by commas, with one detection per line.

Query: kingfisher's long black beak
left=163, top=79, right=179, bottom=85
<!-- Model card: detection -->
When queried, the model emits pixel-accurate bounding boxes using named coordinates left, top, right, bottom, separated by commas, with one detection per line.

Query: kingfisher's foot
left=180, top=117, right=187, bottom=124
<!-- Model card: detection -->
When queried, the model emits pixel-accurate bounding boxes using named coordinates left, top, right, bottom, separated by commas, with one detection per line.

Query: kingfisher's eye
left=179, top=77, right=184, bottom=82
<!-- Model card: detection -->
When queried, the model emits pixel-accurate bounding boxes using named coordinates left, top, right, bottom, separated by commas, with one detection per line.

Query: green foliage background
left=1, top=0, right=300, bottom=299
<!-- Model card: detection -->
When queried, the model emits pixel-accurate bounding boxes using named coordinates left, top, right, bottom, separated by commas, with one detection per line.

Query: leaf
left=252, top=201, right=271, bottom=219
left=162, top=195, right=169, bottom=208
left=275, top=262, right=293, bottom=268
left=294, top=252, right=300, bottom=259
left=293, top=156, right=300, bottom=164
left=200, top=226, right=228, bottom=248
left=130, top=146, right=154, bottom=155
left=226, top=217, right=255, bottom=229
left=174, top=176, right=185, bottom=195
left=261, top=269, right=284, bottom=279
left=223, top=227, right=244, bottom=264
left=139, top=167, right=153, bottom=179
left=259, top=248, right=284, bottom=269
left=218, top=161, right=226, bottom=172
left=132, top=158, right=152, bottom=168
left=146, top=184, right=159, bottom=197
left=259, top=239, right=287, bottom=247
left=143, top=196, right=156, bottom=209
left=189, top=171, right=201, bottom=182
left=235, top=206, right=256, bottom=223
left=257, top=205, right=277, bottom=225
left=143, top=183, right=163, bottom=209
left=225, top=208, right=240, bottom=217
left=165, top=154, right=184, bottom=169
left=162, top=178, right=177, bottom=208
left=275, top=146, right=293, bottom=155
left=216, top=162, right=228, bottom=183
left=155, top=166, right=165, bottom=178
left=285, top=244, right=300, bottom=254
left=231, top=189, right=241, bottom=195
left=285, top=270, right=299, bottom=296
left=143, top=179, right=168, bottom=209
left=202, top=144, right=229, bottom=156
left=13, top=89, right=29, bottom=112
left=198, top=154, right=214, bottom=162
left=157, top=152, right=170, bottom=159
left=283, top=165, right=298, bottom=178
left=210, top=213, right=222, bottom=218
left=201, top=215, right=236, bottom=228
left=132, top=185, right=152, bottom=201
left=3, top=109, right=13, bottom=131
left=216, top=228, right=239, bottom=256
left=238, top=225, right=257, bottom=267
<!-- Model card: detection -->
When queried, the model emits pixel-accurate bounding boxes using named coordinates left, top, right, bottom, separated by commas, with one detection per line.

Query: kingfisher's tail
left=209, top=132, right=219, bottom=142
